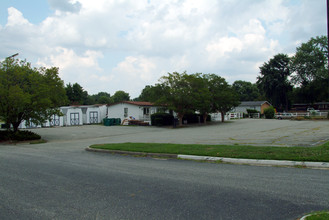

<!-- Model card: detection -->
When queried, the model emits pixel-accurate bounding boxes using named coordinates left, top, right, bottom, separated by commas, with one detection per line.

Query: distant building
left=292, top=102, right=329, bottom=111
left=234, top=101, right=272, bottom=114
left=107, top=101, right=163, bottom=124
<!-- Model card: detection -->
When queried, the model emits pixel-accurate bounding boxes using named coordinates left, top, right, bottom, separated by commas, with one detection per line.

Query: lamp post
left=6, top=53, right=19, bottom=59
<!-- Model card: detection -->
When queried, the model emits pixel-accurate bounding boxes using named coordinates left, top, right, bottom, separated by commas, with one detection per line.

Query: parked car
left=307, top=108, right=319, bottom=112
left=275, top=113, right=294, bottom=120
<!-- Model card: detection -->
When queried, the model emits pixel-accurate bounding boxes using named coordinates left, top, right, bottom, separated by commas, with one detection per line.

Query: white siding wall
left=62, top=108, right=83, bottom=126
left=99, top=105, right=107, bottom=120
left=235, top=106, right=261, bottom=114
left=107, top=103, right=142, bottom=122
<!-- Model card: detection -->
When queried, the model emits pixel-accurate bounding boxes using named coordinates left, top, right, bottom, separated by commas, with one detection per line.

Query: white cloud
left=6, top=7, right=31, bottom=27
left=48, top=0, right=82, bottom=13
left=0, top=0, right=326, bottom=98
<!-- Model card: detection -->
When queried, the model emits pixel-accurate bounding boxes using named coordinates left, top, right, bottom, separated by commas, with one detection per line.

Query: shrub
left=151, top=113, right=174, bottom=126
left=0, top=130, right=41, bottom=141
left=182, top=113, right=211, bottom=124
left=263, top=106, right=275, bottom=119
left=246, top=109, right=259, bottom=114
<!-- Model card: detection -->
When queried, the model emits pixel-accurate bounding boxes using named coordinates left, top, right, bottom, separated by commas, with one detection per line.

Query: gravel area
left=28, top=119, right=329, bottom=147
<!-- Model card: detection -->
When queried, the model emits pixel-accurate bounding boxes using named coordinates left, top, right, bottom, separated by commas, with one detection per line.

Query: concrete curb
left=177, top=155, right=329, bottom=169
left=85, top=147, right=178, bottom=159
left=85, top=147, right=329, bottom=169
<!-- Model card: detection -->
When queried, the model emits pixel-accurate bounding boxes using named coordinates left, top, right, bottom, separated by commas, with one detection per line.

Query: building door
left=50, top=115, right=60, bottom=126
left=89, top=111, right=98, bottom=124
left=124, top=108, right=128, bottom=117
left=70, top=113, right=80, bottom=125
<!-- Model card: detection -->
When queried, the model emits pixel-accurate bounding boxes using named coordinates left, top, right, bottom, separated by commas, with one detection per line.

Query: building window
left=143, top=107, right=150, bottom=115
left=124, top=108, right=128, bottom=117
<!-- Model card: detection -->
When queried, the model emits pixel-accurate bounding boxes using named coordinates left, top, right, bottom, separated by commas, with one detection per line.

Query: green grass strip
left=90, top=142, right=329, bottom=162
left=304, top=211, right=329, bottom=220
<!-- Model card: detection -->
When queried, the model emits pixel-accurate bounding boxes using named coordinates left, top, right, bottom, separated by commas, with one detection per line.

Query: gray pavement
left=1, top=119, right=329, bottom=219
left=29, top=119, right=329, bottom=147
left=0, top=143, right=328, bottom=220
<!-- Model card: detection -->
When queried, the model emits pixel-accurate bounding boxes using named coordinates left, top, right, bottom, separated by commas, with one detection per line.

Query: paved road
left=0, top=142, right=329, bottom=220
left=31, top=119, right=329, bottom=146
left=1, top=119, right=329, bottom=219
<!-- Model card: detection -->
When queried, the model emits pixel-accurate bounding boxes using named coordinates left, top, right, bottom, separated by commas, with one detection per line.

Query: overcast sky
left=0, top=0, right=327, bottom=98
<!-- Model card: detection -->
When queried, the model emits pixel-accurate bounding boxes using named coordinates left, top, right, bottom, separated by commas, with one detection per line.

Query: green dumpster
left=113, top=118, right=121, bottom=125
left=109, top=118, right=115, bottom=125
left=103, top=118, right=111, bottom=126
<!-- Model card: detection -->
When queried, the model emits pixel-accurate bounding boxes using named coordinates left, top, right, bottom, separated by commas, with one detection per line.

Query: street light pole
left=6, top=53, right=19, bottom=59
left=327, top=0, right=329, bottom=100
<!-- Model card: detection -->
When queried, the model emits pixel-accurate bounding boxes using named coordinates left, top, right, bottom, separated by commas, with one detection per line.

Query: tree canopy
left=157, top=72, right=240, bottom=125
left=0, top=58, right=68, bottom=132
left=65, top=83, right=89, bottom=105
left=110, top=90, right=130, bottom=103
left=257, top=53, right=292, bottom=111
left=232, top=80, right=261, bottom=101
left=290, top=35, right=329, bottom=103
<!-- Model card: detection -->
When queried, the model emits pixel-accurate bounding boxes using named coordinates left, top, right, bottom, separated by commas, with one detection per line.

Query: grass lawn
left=90, top=141, right=329, bottom=162
left=304, top=211, right=329, bottom=220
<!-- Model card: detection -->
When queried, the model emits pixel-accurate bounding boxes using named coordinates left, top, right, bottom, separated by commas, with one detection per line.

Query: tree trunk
left=177, top=113, right=184, bottom=126
left=221, top=111, right=225, bottom=122
left=203, top=113, right=208, bottom=124
left=12, top=122, right=20, bottom=133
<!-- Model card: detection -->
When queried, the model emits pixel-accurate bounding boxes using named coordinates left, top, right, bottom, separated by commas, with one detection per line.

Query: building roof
left=108, top=101, right=155, bottom=107
left=239, top=101, right=271, bottom=106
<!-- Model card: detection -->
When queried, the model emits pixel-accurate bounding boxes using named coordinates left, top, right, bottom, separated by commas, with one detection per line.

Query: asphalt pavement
left=0, top=143, right=328, bottom=220
left=30, top=119, right=329, bottom=147
left=1, top=119, right=329, bottom=219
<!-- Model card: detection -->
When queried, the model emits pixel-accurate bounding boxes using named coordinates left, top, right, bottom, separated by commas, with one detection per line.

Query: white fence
left=275, top=112, right=328, bottom=118
left=211, top=112, right=243, bottom=121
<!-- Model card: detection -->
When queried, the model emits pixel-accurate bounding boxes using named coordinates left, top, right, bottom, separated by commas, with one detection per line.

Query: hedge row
left=151, top=113, right=174, bottom=126
left=0, top=130, right=41, bottom=141
left=151, top=113, right=211, bottom=126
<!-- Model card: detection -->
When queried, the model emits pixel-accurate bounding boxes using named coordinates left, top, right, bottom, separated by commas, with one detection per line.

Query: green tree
left=205, top=74, right=240, bottom=122
left=90, top=92, right=111, bottom=104
left=0, top=58, right=68, bottom=132
left=158, top=72, right=239, bottom=125
left=232, top=80, right=261, bottom=101
left=263, top=106, right=275, bottom=119
left=65, top=83, right=89, bottom=105
left=290, top=36, right=329, bottom=103
left=257, top=53, right=292, bottom=111
left=158, top=72, right=196, bottom=125
left=136, top=85, right=164, bottom=102
left=189, top=73, right=212, bottom=123
left=110, top=90, right=130, bottom=103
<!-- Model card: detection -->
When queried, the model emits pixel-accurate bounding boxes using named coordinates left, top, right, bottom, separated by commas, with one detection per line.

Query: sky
left=0, top=0, right=327, bottom=99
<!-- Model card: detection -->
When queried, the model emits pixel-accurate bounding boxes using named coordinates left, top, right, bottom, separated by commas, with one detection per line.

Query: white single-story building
left=18, top=120, right=42, bottom=129
left=18, top=104, right=108, bottom=128
left=107, top=101, right=162, bottom=124
left=234, top=101, right=272, bottom=114
left=60, top=106, right=83, bottom=126
left=80, top=104, right=107, bottom=124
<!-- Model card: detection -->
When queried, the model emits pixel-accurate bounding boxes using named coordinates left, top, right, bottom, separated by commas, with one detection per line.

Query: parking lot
left=29, top=119, right=329, bottom=147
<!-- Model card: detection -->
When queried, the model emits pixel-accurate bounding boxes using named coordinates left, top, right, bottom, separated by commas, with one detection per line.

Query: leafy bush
left=246, top=109, right=259, bottom=114
left=154, top=118, right=164, bottom=126
left=263, top=107, right=275, bottom=119
left=182, top=113, right=210, bottom=124
left=0, top=130, right=41, bottom=141
left=151, top=113, right=174, bottom=126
